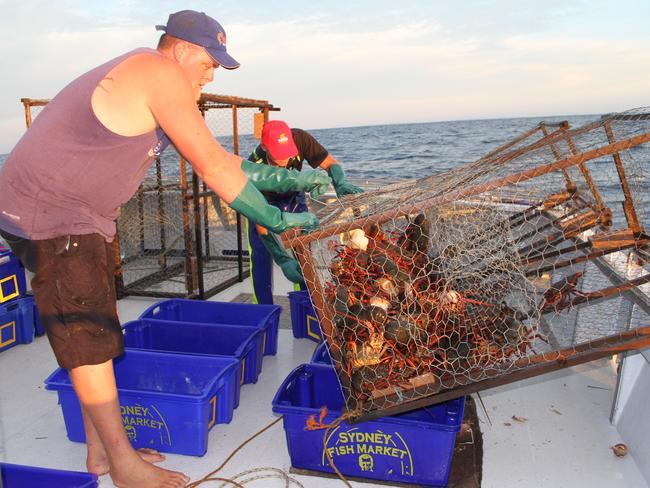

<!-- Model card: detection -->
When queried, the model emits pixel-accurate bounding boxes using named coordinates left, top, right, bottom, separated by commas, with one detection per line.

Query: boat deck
left=0, top=269, right=647, bottom=488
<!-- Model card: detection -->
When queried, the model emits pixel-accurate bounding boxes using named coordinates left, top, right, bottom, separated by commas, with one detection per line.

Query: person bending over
left=246, top=120, right=363, bottom=304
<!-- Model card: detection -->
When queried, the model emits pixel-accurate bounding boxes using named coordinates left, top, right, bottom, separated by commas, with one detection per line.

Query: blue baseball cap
left=156, top=10, right=240, bottom=69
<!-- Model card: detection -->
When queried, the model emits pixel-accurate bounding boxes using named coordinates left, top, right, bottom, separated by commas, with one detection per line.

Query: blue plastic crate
left=272, top=363, right=465, bottom=487
left=140, top=299, right=281, bottom=356
left=1, top=462, right=98, bottom=487
left=33, top=298, right=45, bottom=336
left=310, top=341, right=332, bottom=365
left=0, top=249, right=27, bottom=304
left=45, top=349, right=241, bottom=456
left=23, top=292, right=45, bottom=336
left=123, top=318, right=265, bottom=385
left=0, top=296, right=35, bottom=353
left=288, top=290, right=322, bottom=342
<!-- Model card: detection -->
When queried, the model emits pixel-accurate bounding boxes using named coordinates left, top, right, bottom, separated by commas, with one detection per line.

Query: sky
left=0, top=0, right=649, bottom=153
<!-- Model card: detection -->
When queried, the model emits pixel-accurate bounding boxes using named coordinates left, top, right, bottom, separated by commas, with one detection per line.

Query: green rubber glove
left=327, top=164, right=364, bottom=197
left=241, top=160, right=331, bottom=199
left=230, top=181, right=320, bottom=233
left=259, top=232, right=304, bottom=283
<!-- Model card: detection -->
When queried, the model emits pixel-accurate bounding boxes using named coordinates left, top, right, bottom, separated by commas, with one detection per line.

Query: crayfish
left=346, top=333, right=388, bottom=369
left=325, top=214, right=546, bottom=403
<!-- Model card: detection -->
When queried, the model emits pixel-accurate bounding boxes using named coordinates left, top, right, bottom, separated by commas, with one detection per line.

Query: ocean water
left=306, top=115, right=599, bottom=181
left=0, top=114, right=598, bottom=181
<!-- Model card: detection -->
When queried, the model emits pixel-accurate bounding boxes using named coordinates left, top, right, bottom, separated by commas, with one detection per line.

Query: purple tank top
left=0, top=48, right=170, bottom=241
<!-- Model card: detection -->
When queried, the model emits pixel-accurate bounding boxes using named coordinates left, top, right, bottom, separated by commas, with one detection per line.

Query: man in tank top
left=246, top=120, right=364, bottom=304
left=0, top=10, right=323, bottom=488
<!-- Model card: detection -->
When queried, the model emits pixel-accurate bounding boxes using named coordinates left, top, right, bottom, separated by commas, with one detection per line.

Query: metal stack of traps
left=284, top=107, right=650, bottom=422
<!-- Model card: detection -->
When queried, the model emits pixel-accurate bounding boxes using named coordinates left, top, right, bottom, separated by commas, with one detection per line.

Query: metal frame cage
left=20, top=94, right=278, bottom=299
left=285, top=108, right=650, bottom=423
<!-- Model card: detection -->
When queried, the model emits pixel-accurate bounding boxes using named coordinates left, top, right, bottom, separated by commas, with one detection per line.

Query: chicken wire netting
left=116, top=101, right=265, bottom=297
left=287, top=108, right=650, bottom=421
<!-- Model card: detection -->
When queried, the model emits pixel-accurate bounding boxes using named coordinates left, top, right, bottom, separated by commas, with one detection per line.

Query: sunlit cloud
left=1, top=1, right=649, bottom=153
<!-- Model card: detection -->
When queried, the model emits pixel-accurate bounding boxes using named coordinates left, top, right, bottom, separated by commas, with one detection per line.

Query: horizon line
left=0, top=111, right=603, bottom=157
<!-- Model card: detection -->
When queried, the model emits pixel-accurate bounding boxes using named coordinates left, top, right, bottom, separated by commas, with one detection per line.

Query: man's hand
left=282, top=212, right=320, bottom=233
left=259, top=231, right=304, bottom=284
left=294, top=170, right=331, bottom=199
left=241, top=160, right=331, bottom=199
left=327, top=164, right=364, bottom=197
left=230, top=181, right=320, bottom=233
left=279, top=258, right=304, bottom=283
left=333, top=180, right=364, bottom=197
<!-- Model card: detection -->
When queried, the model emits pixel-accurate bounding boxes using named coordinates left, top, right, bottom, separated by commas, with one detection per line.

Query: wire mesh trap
left=285, top=108, right=650, bottom=422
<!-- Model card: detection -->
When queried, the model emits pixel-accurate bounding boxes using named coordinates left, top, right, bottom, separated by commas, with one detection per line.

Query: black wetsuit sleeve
left=292, top=128, right=328, bottom=169
left=249, top=145, right=268, bottom=163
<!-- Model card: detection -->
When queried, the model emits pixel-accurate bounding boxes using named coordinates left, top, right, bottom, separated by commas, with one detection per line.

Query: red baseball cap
left=156, top=10, right=240, bottom=69
left=261, top=121, right=298, bottom=160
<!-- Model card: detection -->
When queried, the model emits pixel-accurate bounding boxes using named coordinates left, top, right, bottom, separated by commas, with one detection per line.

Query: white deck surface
left=0, top=270, right=648, bottom=488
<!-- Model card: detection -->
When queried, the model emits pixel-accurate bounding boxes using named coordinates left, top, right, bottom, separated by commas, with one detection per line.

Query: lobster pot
left=286, top=109, right=650, bottom=421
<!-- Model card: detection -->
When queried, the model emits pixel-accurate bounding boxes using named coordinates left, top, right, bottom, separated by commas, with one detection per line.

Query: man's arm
left=255, top=224, right=304, bottom=284
left=318, top=156, right=363, bottom=197
left=240, top=160, right=330, bottom=199
left=144, top=55, right=245, bottom=203
left=292, top=129, right=363, bottom=197
left=316, top=154, right=337, bottom=171
left=142, top=55, right=318, bottom=232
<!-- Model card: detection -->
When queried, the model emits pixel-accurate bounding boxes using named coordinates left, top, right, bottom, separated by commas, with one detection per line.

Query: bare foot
left=111, top=457, right=189, bottom=488
left=137, top=448, right=166, bottom=463
left=87, top=447, right=166, bottom=476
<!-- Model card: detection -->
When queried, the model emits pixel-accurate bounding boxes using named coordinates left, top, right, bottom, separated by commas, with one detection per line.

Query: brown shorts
left=0, top=231, right=123, bottom=369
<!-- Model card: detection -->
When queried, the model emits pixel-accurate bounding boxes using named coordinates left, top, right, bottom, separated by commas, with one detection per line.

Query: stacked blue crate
left=288, top=290, right=322, bottom=342
left=1, top=462, right=98, bottom=487
left=122, top=318, right=265, bottom=384
left=0, top=247, right=35, bottom=352
left=0, top=247, right=26, bottom=304
left=139, top=299, right=282, bottom=355
left=45, top=349, right=241, bottom=456
left=46, top=298, right=284, bottom=457
left=310, top=341, right=331, bottom=365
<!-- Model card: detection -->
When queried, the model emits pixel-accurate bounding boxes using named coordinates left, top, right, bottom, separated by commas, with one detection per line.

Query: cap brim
left=267, top=142, right=299, bottom=161
left=205, top=47, right=240, bottom=70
